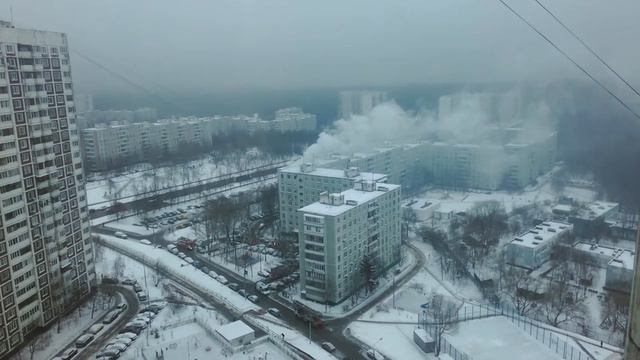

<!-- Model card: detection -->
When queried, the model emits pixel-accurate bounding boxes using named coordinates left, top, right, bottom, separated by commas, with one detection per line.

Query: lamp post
left=372, top=337, right=383, bottom=358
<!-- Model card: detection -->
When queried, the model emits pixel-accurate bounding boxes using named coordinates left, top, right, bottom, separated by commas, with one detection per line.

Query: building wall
left=82, top=109, right=316, bottom=172
left=298, top=184, right=401, bottom=304
left=0, top=24, right=95, bottom=357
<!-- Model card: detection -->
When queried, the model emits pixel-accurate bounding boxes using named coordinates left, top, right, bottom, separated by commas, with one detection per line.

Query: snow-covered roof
left=280, top=165, right=387, bottom=181
left=510, top=220, right=572, bottom=249
left=608, top=250, right=635, bottom=270
left=215, top=320, right=254, bottom=342
left=576, top=201, right=618, bottom=220
left=552, top=204, right=572, bottom=213
left=573, top=242, right=617, bottom=258
left=299, top=184, right=400, bottom=217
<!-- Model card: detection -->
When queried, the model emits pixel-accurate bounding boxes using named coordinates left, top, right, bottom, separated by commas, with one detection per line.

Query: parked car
left=60, top=347, right=78, bottom=360
left=201, top=266, right=210, bottom=274
left=75, top=334, right=94, bottom=348
left=96, top=349, right=120, bottom=359
left=114, top=231, right=127, bottom=239
left=247, top=295, right=259, bottom=302
left=184, top=257, right=194, bottom=265
left=122, top=278, right=137, bottom=285
left=102, top=310, right=120, bottom=324
left=87, top=324, right=104, bottom=334
left=140, top=239, right=152, bottom=245
left=258, top=270, right=270, bottom=278
left=137, top=292, right=148, bottom=301
left=267, top=308, right=281, bottom=318
left=133, top=284, right=143, bottom=292
left=208, top=271, right=218, bottom=279
left=178, top=252, right=187, bottom=259
left=228, top=283, right=240, bottom=291
left=115, top=303, right=127, bottom=312
left=238, top=289, right=248, bottom=297
left=116, top=332, right=138, bottom=340
left=321, top=342, right=336, bottom=352
left=106, top=343, right=128, bottom=352
left=216, top=276, right=228, bottom=285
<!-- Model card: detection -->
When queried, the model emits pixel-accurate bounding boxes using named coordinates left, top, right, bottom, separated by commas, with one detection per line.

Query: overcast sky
left=3, top=0, right=639, bottom=98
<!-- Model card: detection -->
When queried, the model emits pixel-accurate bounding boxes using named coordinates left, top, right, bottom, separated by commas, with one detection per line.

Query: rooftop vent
left=346, top=200, right=358, bottom=206
left=344, top=167, right=360, bottom=178
left=300, top=163, right=314, bottom=173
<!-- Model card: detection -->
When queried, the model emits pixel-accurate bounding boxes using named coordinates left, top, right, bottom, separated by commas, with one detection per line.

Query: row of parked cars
left=51, top=302, right=128, bottom=360
left=97, top=303, right=164, bottom=359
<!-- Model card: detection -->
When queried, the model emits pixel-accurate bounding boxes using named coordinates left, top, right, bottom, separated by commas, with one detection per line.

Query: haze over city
left=1, top=1, right=640, bottom=360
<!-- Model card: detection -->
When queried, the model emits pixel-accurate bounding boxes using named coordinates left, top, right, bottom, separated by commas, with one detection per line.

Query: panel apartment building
left=317, top=128, right=557, bottom=191
left=278, top=163, right=387, bottom=233
left=0, top=23, right=95, bottom=356
left=297, top=181, right=401, bottom=304
left=82, top=107, right=317, bottom=171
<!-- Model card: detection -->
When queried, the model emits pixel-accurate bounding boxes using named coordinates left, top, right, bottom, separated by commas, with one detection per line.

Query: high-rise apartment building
left=624, top=228, right=640, bottom=360
left=338, top=91, right=389, bottom=119
left=278, top=163, right=387, bottom=233
left=0, top=23, right=95, bottom=356
left=297, top=181, right=401, bottom=304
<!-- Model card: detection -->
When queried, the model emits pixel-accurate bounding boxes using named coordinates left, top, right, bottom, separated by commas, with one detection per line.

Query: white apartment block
left=82, top=108, right=316, bottom=171
left=297, top=181, right=401, bottom=304
left=0, top=23, right=95, bottom=356
left=278, top=163, right=387, bottom=233
left=317, top=128, right=557, bottom=191
left=506, top=221, right=573, bottom=270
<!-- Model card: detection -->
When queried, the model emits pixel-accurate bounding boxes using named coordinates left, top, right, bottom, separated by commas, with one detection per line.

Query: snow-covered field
left=443, top=317, right=562, bottom=360
left=86, top=153, right=293, bottom=207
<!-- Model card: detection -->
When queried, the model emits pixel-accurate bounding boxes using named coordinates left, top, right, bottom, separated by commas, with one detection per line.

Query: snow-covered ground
left=247, top=314, right=338, bottom=360
left=199, top=246, right=284, bottom=283
left=118, top=305, right=289, bottom=360
left=287, top=246, right=416, bottom=317
left=443, top=317, right=562, bottom=360
left=16, top=293, right=114, bottom=360
left=97, top=235, right=259, bottom=314
left=86, top=153, right=293, bottom=207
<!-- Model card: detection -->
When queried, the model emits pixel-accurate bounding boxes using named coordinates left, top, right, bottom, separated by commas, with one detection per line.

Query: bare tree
left=112, top=255, right=126, bottom=279
left=501, top=267, right=541, bottom=316
left=359, top=255, right=377, bottom=295
left=24, top=331, right=51, bottom=360
left=426, top=292, right=459, bottom=356
left=541, top=264, right=587, bottom=327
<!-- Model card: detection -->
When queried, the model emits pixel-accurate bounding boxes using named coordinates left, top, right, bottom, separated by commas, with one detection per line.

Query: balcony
left=20, top=64, right=34, bottom=71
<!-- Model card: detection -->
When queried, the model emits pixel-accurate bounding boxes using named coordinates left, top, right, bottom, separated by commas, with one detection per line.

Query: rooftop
left=510, top=220, right=572, bottom=249
left=573, top=242, right=618, bottom=258
left=280, top=164, right=387, bottom=181
left=608, top=250, right=635, bottom=270
left=576, top=201, right=618, bottom=220
left=299, top=183, right=400, bottom=216
left=215, top=320, right=254, bottom=342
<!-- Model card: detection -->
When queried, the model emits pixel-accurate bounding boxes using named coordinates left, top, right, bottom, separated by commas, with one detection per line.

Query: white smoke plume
left=304, top=90, right=555, bottom=162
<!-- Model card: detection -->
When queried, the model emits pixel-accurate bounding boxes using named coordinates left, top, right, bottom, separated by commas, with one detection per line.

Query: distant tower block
left=624, top=228, right=640, bottom=359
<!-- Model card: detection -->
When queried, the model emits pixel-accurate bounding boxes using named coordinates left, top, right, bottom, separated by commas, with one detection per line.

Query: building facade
left=297, top=181, right=401, bottom=304
left=338, top=91, right=389, bottom=119
left=505, top=221, right=573, bottom=270
left=0, top=23, right=95, bottom=356
left=82, top=108, right=316, bottom=172
left=278, top=163, right=387, bottom=233
left=317, top=129, right=557, bottom=191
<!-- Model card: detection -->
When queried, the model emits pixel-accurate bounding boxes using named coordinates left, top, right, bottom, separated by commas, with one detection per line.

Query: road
left=93, top=225, right=425, bottom=359
left=50, top=285, right=139, bottom=360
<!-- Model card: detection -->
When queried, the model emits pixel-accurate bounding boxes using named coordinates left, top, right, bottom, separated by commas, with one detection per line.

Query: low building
left=570, top=242, right=620, bottom=268
left=413, top=328, right=435, bottom=353
left=297, top=181, right=401, bottom=304
left=215, top=320, right=255, bottom=347
left=569, top=201, right=619, bottom=237
left=506, top=221, right=573, bottom=270
left=605, top=250, right=635, bottom=293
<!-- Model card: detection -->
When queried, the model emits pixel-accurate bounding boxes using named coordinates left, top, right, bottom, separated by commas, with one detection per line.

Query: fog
left=3, top=0, right=640, bottom=97
left=303, top=91, right=554, bottom=159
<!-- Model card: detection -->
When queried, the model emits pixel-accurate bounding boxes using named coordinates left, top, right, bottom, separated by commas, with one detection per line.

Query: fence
left=420, top=302, right=593, bottom=360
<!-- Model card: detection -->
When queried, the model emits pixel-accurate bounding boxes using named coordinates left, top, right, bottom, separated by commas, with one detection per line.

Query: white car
left=178, top=252, right=187, bottom=259
left=117, top=332, right=138, bottom=340
left=208, top=271, right=218, bottom=279
left=247, top=295, right=259, bottom=302
left=216, top=275, right=228, bottom=285
left=184, top=257, right=194, bottom=264
left=114, top=231, right=128, bottom=239
left=139, top=239, right=152, bottom=245
left=113, top=337, right=133, bottom=346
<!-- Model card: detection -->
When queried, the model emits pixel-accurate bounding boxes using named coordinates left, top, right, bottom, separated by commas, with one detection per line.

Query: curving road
left=93, top=227, right=425, bottom=359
